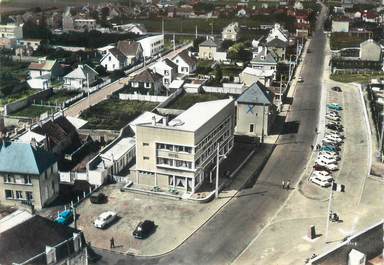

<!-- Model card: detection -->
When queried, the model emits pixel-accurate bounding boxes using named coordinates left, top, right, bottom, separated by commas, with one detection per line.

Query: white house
left=151, top=58, right=178, bottom=88
left=250, top=46, right=277, bottom=73
left=100, top=48, right=126, bottom=71
left=28, top=59, right=62, bottom=80
left=138, top=35, right=164, bottom=58
left=172, top=50, right=197, bottom=75
left=113, top=23, right=147, bottom=35
left=222, top=22, right=240, bottom=41
left=239, top=67, right=275, bottom=87
left=63, top=64, right=98, bottom=90
left=116, top=40, right=143, bottom=66
left=266, top=23, right=289, bottom=43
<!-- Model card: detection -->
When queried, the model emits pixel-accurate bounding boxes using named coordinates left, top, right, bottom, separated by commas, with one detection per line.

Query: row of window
left=5, top=190, right=33, bottom=200
left=156, top=143, right=193, bottom=154
left=195, top=117, right=231, bottom=153
left=157, top=158, right=192, bottom=169
left=4, top=175, right=32, bottom=185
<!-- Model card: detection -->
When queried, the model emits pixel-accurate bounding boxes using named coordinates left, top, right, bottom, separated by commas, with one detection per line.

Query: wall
left=157, top=87, right=184, bottom=108
left=4, top=88, right=53, bottom=116
left=119, top=93, right=168, bottom=102
left=77, top=129, right=119, bottom=142
left=311, top=221, right=383, bottom=265
left=202, top=85, right=244, bottom=94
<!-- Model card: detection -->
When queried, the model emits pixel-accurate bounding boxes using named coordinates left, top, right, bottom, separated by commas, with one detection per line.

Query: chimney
left=30, top=137, right=38, bottom=149
left=264, top=47, right=267, bottom=56
left=162, top=116, right=168, bottom=126
left=152, top=116, right=156, bottom=126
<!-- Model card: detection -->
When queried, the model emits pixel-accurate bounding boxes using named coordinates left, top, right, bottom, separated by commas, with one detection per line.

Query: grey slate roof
left=109, top=48, right=126, bottom=63
left=251, top=50, right=277, bottom=65
left=131, top=69, right=162, bottom=83
left=0, top=215, right=84, bottom=265
left=0, top=141, right=57, bottom=175
left=266, top=37, right=288, bottom=48
left=236, top=81, right=273, bottom=105
left=199, top=38, right=219, bottom=47
left=117, top=40, right=142, bottom=57
left=176, top=50, right=197, bottom=67
left=163, top=58, right=178, bottom=69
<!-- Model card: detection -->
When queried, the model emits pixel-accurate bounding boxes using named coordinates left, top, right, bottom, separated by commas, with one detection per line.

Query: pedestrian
left=311, top=144, right=314, bottom=150
left=286, top=180, right=290, bottom=190
left=110, top=237, right=115, bottom=249
left=282, top=180, right=285, bottom=189
left=315, top=127, right=318, bottom=134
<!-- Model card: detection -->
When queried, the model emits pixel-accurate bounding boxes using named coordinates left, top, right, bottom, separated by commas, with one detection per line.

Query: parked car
left=313, top=164, right=331, bottom=172
left=316, top=155, right=337, bottom=165
left=133, top=220, right=156, bottom=239
left=326, top=114, right=341, bottom=121
left=331, top=86, right=342, bottom=92
left=298, top=76, right=304, bottom=82
left=316, top=159, right=339, bottom=171
left=90, top=192, right=107, bottom=204
left=318, top=152, right=340, bottom=161
left=55, top=210, right=73, bottom=226
left=313, top=170, right=332, bottom=178
left=327, top=111, right=341, bottom=117
left=322, top=138, right=341, bottom=146
left=327, top=103, right=343, bottom=111
left=310, top=175, right=332, bottom=187
left=319, top=151, right=340, bottom=160
left=321, top=145, right=340, bottom=152
left=94, top=211, right=117, bottom=229
left=326, top=124, right=343, bottom=132
left=328, top=120, right=343, bottom=127
left=326, top=131, right=344, bottom=138
left=325, top=134, right=343, bottom=143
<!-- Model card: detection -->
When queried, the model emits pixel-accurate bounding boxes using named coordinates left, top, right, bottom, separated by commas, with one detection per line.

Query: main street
left=93, top=4, right=328, bottom=265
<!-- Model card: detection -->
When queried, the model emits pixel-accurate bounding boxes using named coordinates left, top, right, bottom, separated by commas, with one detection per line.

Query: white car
left=327, top=111, right=341, bottom=117
left=326, top=115, right=341, bottom=121
left=310, top=175, right=332, bottom=187
left=325, top=134, right=343, bottom=143
left=312, top=170, right=332, bottom=179
left=326, top=131, right=344, bottom=138
left=94, top=211, right=117, bottom=229
left=322, top=138, right=340, bottom=146
left=319, top=151, right=340, bottom=160
left=298, top=76, right=303, bottom=82
left=316, top=159, right=339, bottom=171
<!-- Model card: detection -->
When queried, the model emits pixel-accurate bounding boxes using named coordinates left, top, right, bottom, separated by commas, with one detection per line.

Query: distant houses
left=222, top=22, right=240, bottom=41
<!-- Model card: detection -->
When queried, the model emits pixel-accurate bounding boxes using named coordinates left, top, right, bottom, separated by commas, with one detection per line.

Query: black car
left=133, top=220, right=155, bottom=239
left=90, top=192, right=107, bottom=204
left=326, top=124, right=343, bottom=132
left=331, top=86, right=342, bottom=92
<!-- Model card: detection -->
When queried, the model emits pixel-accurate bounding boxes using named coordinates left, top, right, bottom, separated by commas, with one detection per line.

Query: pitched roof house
left=63, top=64, right=99, bottom=90
left=172, top=50, right=197, bottom=75
left=28, top=59, right=62, bottom=81
left=0, top=141, right=59, bottom=209
left=129, top=69, right=163, bottom=95
left=151, top=58, right=178, bottom=88
left=116, top=40, right=143, bottom=65
left=100, top=47, right=127, bottom=71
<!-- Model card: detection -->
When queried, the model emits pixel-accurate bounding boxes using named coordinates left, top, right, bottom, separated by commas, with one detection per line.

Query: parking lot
left=76, top=184, right=227, bottom=255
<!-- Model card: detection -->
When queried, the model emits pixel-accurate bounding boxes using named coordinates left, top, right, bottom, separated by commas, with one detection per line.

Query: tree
left=214, top=66, right=222, bottom=84
left=193, top=37, right=205, bottom=50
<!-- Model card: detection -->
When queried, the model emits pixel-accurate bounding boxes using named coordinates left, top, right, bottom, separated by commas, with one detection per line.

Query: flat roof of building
left=17, top=130, right=46, bottom=144
left=167, top=98, right=233, bottom=132
left=99, top=137, right=135, bottom=168
left=0, top=210, right=33, bottom=233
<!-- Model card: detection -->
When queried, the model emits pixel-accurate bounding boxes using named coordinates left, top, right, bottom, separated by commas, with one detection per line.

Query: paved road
left=63, top=45, right=191, bottom=118
left=93, top=5, right=328, bottom=265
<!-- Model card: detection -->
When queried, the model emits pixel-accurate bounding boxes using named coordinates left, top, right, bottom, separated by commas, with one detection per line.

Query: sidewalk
left=231, top=35, right=384, bottom=265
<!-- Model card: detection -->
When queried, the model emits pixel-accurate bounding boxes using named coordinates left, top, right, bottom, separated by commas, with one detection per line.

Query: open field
left=330, top=72, right=384, bottom=83
left=80, top=99, right=158, bottom=130
left=167, top=92, right=229, bottom=110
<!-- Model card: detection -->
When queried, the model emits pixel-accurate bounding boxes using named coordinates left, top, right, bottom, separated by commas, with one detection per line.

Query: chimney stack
left=151, top=116, right=156, bottom=126
left=162, top=116, right=168, bottom=126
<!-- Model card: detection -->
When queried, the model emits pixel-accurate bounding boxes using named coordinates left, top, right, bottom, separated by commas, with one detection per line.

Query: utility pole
left=379, top=117, right=384, bottom=162
left=195, top=25, right=198, bottom=39
left=87, top=73, right=90, bottom=107
left=215, top=144, right=220, bottom=198
left=261, top=103, right=265, bottom=143
left=173, top=33, right=175, bottom=51
left=71, top=201, right=77, bottom=230
left=162, top=19, right=164, bottom=36
left=325, top=181, right=334, bottom=242
left=279, top=75, right=283, bottom=111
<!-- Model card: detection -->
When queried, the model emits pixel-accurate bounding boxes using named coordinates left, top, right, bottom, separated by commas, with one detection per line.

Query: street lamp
left=215, top=143, right=227, bottom=199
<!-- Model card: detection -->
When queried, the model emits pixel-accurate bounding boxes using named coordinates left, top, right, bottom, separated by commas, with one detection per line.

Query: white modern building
left=134, top=98, right=235, bottom=194
left=87, top=137, right=136, bottom=185
left=138, top=35, right=164, bottom=58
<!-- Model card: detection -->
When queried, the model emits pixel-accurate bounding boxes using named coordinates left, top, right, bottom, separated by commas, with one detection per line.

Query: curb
left=93, top=145, right=275, bottom=258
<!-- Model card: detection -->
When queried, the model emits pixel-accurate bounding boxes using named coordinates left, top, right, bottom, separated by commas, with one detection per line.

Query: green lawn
left=330, top=32, right=367, bottom=50
left=11, top=105, right=56, bottom=118
left=80, top=99, right=158, bottom=130
left=330, top=73, right=384, bottom=83
left=44, top=90, right=81, bottom=105
left=167, top=93, right=230, bottom=110
left=0, top=88, right=37, bottom=107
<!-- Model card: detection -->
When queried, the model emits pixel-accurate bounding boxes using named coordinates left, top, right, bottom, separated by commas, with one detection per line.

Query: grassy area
left=0, top=88, right=37, bottom=107
left=80, top=99, right=158, bottom=130
left=330, top=32, right=367, bottom=50
left=167, top=93, right=229, bottom=110
left=11, top=105, right=56, bottom=118
left=330, top=73, right=384, bottom=83
left=44, top=90, right=81, bottom=105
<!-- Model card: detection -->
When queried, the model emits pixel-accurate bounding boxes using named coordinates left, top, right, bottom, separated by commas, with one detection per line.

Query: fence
left=332, top=68, right=383, bottom=75
left=202, top=85, right=245, bottom=95
left=4, top=88, right=53, bottom=115
left=119, top=93, right=168, bottom=102
left=59, top=171, right=88, bottom=183
left=156, top=87, right=184, bottom=108
left=11, top=55, right=40, bottom=62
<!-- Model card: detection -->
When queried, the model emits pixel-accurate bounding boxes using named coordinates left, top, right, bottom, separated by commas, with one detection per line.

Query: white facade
left=134, top=98, right=235, bottom=194
left=222, top=22, right=240, bottom=41
left=151, top=60, right=177, bottom=87
left=331, top=21, right=350, bottom=32
left=266, top=23, right=289, bottom=43
left=138, top=35, right=164, bottom=58
left=172, top=52, right=197, bottom=75
left=100, top=51, right=125, bottom=71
